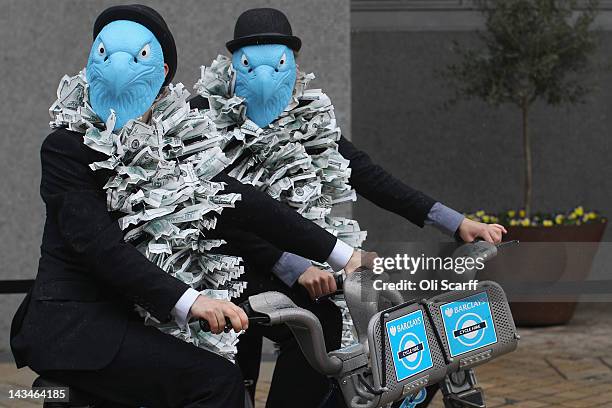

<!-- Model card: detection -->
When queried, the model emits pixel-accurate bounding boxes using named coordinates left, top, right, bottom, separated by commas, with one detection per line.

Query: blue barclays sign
left=385, top=309, right=434, bottom=382
left=439, top=291, right=498, bottom=357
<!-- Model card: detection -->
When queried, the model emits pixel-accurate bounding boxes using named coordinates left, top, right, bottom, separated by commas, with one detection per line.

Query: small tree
left=443, top=0, right=599, bottom=216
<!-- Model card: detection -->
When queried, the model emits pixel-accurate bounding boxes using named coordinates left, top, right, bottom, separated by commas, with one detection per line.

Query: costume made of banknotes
left=194, top=54, right=365, bottom=346
left=48, top=70, right=247, bottom=360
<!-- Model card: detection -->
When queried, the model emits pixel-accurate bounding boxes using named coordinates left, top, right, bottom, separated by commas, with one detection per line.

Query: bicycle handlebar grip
left=199, top=316, right=233, bottom=333
left=198, top=301, right=252, bottom=333
left=334, top=273, right=344, bottom=289
left=314, top=273, right=345, bottom=303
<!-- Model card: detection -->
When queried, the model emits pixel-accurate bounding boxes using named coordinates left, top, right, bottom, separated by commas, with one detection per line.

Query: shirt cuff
left=272, top=252, right=312, bottom=287
left=425, top=202, right=465, bottom=236
left=327, top=239, right=353, bottom=272
left=171, top=287, right=200, bottom=329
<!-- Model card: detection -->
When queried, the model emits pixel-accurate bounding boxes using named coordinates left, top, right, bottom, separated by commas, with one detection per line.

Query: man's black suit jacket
left=10, top=128, right=340, bottom=372
left=189, top=95, right=437, bottom=273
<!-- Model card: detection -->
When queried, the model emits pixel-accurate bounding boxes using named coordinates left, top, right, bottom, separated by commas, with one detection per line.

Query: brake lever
left=315, top=289, right=344, bottom=304
left=496, top=239, right=519, bottom=249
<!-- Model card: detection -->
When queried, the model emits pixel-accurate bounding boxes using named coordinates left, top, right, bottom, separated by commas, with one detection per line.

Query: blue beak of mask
left=232, top=44, right=297, bottom=128
left=86, top=20, right=166, bottom=130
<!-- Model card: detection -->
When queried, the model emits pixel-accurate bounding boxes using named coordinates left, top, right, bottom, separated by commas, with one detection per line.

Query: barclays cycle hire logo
left=399, top=388, right=427, bottom=408
left=385, top=309, right=434, bottom=382
left=439, top=291, right=498, bottom=358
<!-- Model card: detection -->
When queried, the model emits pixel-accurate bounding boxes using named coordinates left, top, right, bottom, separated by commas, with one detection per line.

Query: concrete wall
left=352, top=29, right=611, bottom=278
left=0, top=0, right=351, bottom=354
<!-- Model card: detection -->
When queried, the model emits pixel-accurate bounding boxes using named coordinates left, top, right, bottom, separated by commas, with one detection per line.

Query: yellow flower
left=476, top=210, right=485, bottom=217
left=543, top=220, right=553, bottom=227
left=519, top=210, right=526, bottom=218
left=482, top=215, right=490, bottom=223
left=521, top=218, right=530, bottom=227
left=555, top=214, right=564, bottom=224
left=588, top=212, right=597, bottom=220
left=510, top=219, right=518, bottom=226
left=491, top=216, right=499, bottom=223
left=569, top=213, right=577, bottom=220
left=575, top=206, right=584, bottom=216
left=507, top=210, right=516, bottom=218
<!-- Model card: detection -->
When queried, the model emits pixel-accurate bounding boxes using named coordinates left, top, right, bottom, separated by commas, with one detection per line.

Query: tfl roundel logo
left=439, top=292, right=498, bottom=357
left=385, top=309, right=434, bottom=382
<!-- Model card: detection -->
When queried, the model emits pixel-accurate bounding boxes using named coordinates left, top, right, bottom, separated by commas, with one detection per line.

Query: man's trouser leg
left=235, top=327, right=263, bottom=401
left=236, top=274, right=342, bottom=408
left=41, top=319, right=245, bottom=408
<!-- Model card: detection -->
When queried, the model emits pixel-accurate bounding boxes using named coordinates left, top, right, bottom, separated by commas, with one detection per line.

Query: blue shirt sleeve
left=272, top=252, right=312, bottom=287
left=425, top=202, right=465, bottom=236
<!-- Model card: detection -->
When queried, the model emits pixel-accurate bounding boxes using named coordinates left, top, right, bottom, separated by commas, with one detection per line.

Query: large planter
left=479, top=221, right=607, bottom=326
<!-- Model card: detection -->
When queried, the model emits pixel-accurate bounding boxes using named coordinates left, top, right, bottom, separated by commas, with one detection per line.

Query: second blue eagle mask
left=86, top=20, right=166, bottom=130
left=233, top=44, right=297, bottom=128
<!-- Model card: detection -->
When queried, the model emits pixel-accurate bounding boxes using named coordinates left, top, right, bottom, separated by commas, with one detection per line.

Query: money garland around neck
left=49, top=69, right=246, bottom=360
left=195, top=55, right=367, bottom=346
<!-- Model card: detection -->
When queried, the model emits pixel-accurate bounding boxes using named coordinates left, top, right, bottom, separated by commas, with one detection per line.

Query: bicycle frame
left=243, top=241, right=520, bottom=408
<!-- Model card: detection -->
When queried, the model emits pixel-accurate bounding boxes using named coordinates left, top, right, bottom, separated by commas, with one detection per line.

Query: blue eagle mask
left=233, top=44, right=297, bottom=128
left=86, top=20, right=166, bottom=130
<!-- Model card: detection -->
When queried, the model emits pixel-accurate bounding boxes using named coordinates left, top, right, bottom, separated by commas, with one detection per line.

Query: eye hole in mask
left=276, top=53, right=287, bottom=72
left=98, top=42, right=107, bottom=60
left=139, top=44, right=151, bottom=60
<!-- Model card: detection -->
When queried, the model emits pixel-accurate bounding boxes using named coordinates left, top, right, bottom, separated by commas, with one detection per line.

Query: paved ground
left=1, top=303, right=611, bottom=407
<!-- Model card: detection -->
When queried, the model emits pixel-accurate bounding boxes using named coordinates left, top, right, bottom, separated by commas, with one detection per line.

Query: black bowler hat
left=226, top=8, right=302, bottom=53
left=93, top=4, right=177, bottom=86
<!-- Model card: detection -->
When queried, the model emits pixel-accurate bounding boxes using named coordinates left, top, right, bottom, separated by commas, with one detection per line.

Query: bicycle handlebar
left=198, top=301, right=270, bottom=333
left=198, top=241, right=518, bottom=334
left=198, top=275, right=344, bottom=333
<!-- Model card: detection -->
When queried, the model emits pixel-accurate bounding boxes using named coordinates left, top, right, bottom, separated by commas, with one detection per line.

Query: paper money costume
left=48, top=16, right=250, bottom=359
left=50, top=69, right=248, bottom=358
left=11, top=6, right=358, bottom=408
left=192, top=48, right=364, bottom=408
left=190, top=8, right=467, bottom=408
left=195, top=54, right=363, bottom=341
